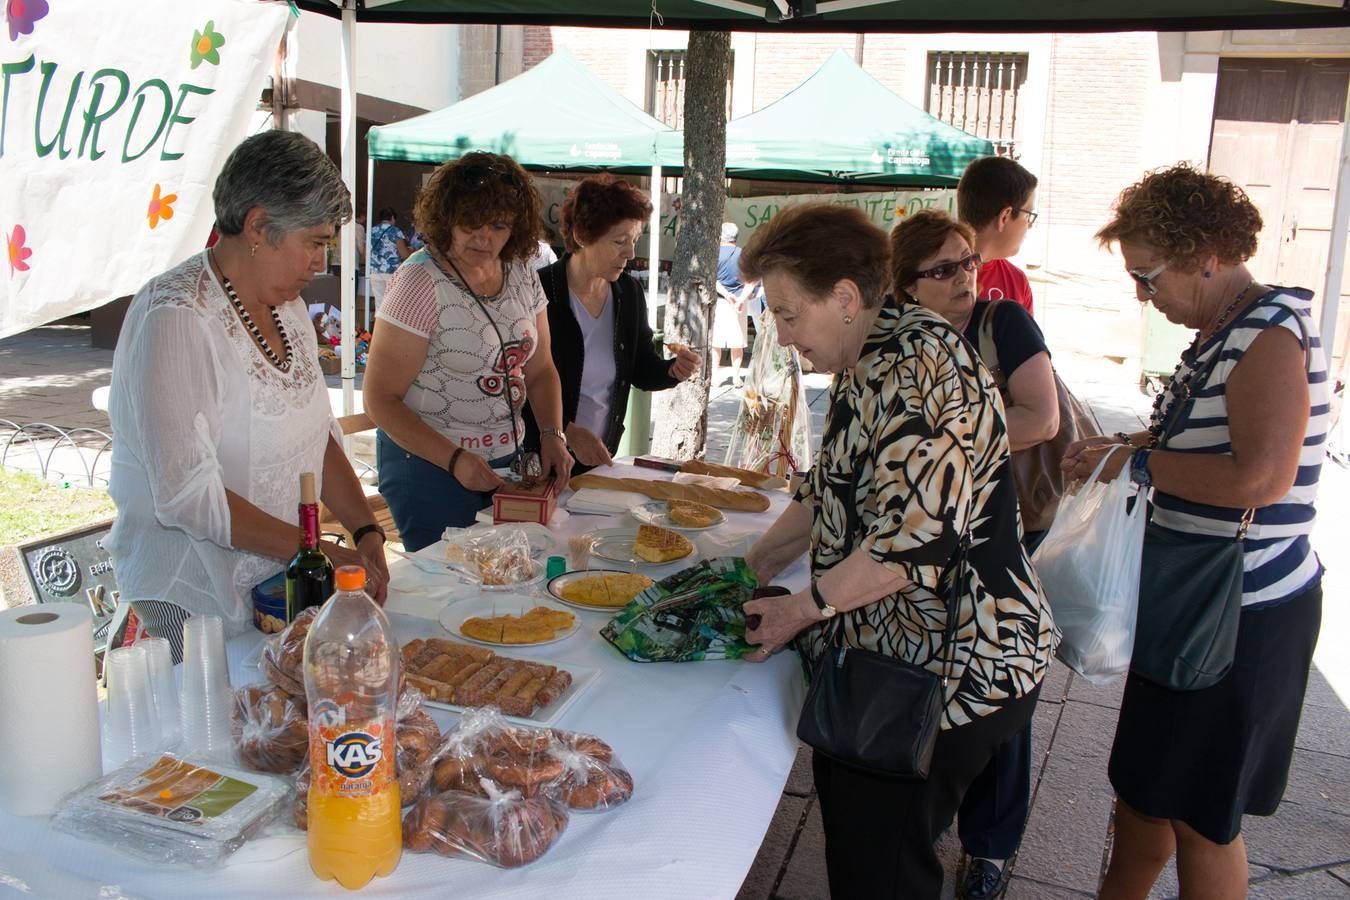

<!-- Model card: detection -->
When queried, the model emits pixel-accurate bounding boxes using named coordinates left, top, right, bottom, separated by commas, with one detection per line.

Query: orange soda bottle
left=303, top=565, right=402, bottom=888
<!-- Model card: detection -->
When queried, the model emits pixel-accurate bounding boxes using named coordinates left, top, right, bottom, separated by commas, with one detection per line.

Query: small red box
left=492, top=476, right=558, bottom=525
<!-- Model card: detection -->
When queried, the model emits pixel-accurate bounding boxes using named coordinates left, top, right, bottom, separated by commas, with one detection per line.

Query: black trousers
left=812, top=687, right=1040, bottom=900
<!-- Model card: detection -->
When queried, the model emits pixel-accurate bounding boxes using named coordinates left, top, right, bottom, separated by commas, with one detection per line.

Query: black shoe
left=960, top=857, right=1009, bottom=900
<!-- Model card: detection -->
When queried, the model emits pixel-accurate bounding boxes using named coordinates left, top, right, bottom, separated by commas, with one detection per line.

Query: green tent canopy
left=365, top=48, right=681, bottom=171
left=699, top=50, right=993, bottom=186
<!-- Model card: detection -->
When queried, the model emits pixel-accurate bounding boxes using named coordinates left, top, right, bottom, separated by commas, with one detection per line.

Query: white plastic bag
left=1031, top=446, right=1146, bottom=683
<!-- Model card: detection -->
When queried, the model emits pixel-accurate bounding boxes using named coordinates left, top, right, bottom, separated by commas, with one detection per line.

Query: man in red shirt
left=952, top=153, right=1041, bottom=900
left=958, top=156, right=1038, bottom=317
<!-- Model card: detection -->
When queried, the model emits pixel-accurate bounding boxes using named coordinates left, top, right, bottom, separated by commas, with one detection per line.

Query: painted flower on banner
left=190, top=20, right=225, bottom=69
left=146, top=184, right=178, bottom=229
left=6, top=225, right=32, bottom=276
left=6, top=0, right=49, bottom=42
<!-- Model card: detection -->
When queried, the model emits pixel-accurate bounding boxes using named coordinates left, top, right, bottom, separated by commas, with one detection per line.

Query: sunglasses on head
left=915, top=252, right=982, bottom=281
left=1128, top=262, right=1167, bottom=296
left=455, top=156, right=521, bottom=189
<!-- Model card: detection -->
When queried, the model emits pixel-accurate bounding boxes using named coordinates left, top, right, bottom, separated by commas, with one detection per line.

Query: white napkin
left=672, top=472, right=743, bottom=491
left=566, top=487, right=642, bottom=514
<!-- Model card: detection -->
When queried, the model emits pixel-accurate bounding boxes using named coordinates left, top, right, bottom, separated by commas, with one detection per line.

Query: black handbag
left=1131, top=297, right=1308, bottom=691
left=794, top=378, right=966, bottom=779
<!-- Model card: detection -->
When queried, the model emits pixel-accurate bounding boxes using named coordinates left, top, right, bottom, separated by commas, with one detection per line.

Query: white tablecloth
left=0, top=462, right=809, bottom=899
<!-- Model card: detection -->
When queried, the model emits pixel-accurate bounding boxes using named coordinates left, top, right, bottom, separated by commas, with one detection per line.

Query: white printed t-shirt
left=377, top=251, right=547, bottom=460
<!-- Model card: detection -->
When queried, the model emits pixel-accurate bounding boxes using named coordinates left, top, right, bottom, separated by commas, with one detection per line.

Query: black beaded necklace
left=211, top=249, right=293, bottom=373
left=1146, top=279, right=1259, bottom=448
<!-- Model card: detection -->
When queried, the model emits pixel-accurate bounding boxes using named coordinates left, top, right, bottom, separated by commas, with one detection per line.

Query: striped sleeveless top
left=1151, top=289, right=1329, bottom=608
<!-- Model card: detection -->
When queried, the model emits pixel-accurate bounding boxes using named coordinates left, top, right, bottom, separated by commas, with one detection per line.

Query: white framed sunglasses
left=1129, top=262, right=1167, bottom=296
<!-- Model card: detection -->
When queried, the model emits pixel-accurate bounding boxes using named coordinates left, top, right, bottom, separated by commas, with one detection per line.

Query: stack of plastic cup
left=140, top=637, right=180, bottom=747
left=102, top=645, right=163, bottom=770
left=178, top=615, right=233, bottom=760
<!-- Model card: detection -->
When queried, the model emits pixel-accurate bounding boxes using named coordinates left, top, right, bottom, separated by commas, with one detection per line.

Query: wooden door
left=1209, top=58, right=1350, bottom=350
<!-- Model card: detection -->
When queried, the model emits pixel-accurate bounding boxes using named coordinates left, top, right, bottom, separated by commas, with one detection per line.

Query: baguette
left=568, top=474, right=770, bottom=513
left=680, top=459, right=788, bottom=491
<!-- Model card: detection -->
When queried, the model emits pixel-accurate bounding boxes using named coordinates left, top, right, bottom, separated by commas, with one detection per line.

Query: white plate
left=546, top=569, right=657, bottom=613
left=586, top=527, right=695, bottom=566
left=438, top=596, right=580, bottom=647
left=630, top=500, right=725, bottom=532
left=421, top=663, right=600, bottom=727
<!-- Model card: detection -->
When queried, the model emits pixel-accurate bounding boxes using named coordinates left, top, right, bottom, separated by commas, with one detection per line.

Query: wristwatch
left=540, top=428, right=568, bottom=449
left=809, top=580, right=838, bottom=619
left=1129, top=449, right=1153, bottom=489
left=352, top=523, right=386, bottom=545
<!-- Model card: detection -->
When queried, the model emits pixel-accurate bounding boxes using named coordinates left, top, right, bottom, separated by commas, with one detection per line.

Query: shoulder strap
left=976, top=301, right=1009, bottom=394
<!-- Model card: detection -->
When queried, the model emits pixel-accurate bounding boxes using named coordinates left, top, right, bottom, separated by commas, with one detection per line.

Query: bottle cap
left=546, top=555, right=566, bottom=579
left=335, top=565, right=366, bottom=591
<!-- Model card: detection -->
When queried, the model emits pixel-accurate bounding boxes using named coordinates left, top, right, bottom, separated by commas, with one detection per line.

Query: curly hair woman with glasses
left=363, top=152, right=571, bottom=549
left=1064, top=163, right=1328, bottom=899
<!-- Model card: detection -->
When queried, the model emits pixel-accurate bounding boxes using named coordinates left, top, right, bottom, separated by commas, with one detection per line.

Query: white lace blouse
left=106, top=251, right=336, bottom=633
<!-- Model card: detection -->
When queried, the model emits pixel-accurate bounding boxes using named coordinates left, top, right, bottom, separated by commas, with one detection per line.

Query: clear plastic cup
left=140, top=637, right=180, bottom=747
left=178, top=615, right=233, bottom=759
left=103, top=645, right=163, bottom=770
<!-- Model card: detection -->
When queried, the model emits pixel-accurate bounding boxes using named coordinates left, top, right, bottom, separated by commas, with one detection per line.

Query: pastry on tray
left=557, top=572, right=654, bottom=608
left=633, top=524, right=694, bottom=563
left=460, top=606, right=575, bottom=645
left=401, top=638, right=573, bottom=717
left=666, top=499, right=720, bottom=528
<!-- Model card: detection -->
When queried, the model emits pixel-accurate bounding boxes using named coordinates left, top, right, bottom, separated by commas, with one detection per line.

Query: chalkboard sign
left=19, top=520, right=119, bottom=640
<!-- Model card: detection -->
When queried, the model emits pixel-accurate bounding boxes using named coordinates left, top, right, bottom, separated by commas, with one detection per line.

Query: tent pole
left=1320, top=87, right=1350, bottom=364
left=339, top=1, right=357, bottom=440
left=649, top=163, right=662, bottom=329
left=364, top=157, right=375, bottom=333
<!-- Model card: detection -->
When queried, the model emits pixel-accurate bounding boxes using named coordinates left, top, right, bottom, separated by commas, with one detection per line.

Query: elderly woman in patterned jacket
left=742, top=204, right=1057, bottom=900
left=1065, top=163, right=1328, bottom=900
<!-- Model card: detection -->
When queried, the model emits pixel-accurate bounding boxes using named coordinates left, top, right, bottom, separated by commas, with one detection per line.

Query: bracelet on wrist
left=447, top=446, right=464, bottom=475
left=541, top=428, right=568, bottom=448
left=1115, top=431, right=1135, bottom=447
left=1129, top=448, right=1154, bottom=488
left=351, top=523, right=385, bottom=546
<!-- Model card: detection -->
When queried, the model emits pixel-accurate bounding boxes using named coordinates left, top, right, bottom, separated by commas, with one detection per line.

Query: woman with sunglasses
left=522, top=175, right=700, bottom=473
left=1064, top=163, right=1327, bottom=899
left=891, top=207, right=1060, bottom=899
left=741, top=204, right=1056, bottom=899
left=363, top=152, right=571, bottom=551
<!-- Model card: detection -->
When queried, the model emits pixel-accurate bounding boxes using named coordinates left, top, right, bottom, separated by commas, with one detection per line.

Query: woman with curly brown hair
left=1063, top=163, right=1328, bottom=899
left=363, top=152, right=571, bottom=549
left=522, top=175, right=700, bottom=472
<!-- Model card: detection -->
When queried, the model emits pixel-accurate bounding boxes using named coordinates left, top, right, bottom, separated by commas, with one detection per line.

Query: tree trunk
left=650, top=30, right=730, bottom=461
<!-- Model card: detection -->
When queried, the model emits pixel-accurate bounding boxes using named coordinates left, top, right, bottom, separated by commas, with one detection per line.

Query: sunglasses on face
left=1128, top=262, right=1167, bottom=296
left=915, top=252, right=982, bottom=281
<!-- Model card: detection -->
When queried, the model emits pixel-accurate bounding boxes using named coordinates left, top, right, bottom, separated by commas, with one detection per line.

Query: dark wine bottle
left=286, top=472, right=334, bottom=621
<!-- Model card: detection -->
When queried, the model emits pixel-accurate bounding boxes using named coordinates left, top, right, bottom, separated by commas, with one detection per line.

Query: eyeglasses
left=1128, top=262, right=1167, bottom=296
left=915, top=252, right=982, bottom=281
left=1016, top=207, right=1038, bottom=226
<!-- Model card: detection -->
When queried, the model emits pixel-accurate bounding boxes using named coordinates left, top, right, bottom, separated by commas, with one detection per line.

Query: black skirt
left=1107, top=581, right=1322, bottom=844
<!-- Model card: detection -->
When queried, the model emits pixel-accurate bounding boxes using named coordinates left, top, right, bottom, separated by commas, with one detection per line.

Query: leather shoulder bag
left=976, top=300, right=1101, bottom=533
left=795, top=376, right=968, bottom=780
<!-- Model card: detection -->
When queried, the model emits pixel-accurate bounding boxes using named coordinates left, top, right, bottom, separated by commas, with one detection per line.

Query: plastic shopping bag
left=1031, top=446, right=1146, bottom=683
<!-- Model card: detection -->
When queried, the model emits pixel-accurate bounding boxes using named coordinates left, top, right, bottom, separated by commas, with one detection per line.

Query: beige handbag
left=977, top=301, right=1101, bottom=533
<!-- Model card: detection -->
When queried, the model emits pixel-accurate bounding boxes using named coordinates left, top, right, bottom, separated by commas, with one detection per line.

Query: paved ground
left=1, top=320, right=1347, bottom=899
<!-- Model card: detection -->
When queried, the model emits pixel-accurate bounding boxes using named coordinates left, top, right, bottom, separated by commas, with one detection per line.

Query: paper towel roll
left=0, top=603, right=102, bottom=816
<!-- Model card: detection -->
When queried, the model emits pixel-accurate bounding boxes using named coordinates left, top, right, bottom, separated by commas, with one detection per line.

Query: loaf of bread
left=568, top=474, right=771, bottom=513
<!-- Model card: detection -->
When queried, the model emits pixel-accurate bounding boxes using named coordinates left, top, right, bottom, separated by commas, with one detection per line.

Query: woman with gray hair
left=106, top=130, right=390, bottom=652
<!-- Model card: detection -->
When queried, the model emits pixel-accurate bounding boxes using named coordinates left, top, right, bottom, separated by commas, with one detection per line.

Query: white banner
left=534, top=177, right=957, bottom=261
left=0, top=0, right=290, bottom=338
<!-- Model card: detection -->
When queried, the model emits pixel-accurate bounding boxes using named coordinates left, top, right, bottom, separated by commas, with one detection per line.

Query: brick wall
left=749, top=34, right=855, bottom=108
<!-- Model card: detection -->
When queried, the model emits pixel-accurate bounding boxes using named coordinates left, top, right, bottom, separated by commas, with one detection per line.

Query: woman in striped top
left=1062, top=164, right=1327, bottom=899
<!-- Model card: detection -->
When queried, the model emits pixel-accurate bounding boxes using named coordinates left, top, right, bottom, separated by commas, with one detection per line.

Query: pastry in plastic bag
left=431, top=708, right=562, bottom=798
left=259, top=606, right=319, bottom=695
left=547, top=730, right=632, bottom=811
left=231, top=684, right=308, bottom=773
left=463, top=527, right=534, bottom=586
left=395, top=689, right=440, bottom=807
left=401, top=781, right=568, bottom=867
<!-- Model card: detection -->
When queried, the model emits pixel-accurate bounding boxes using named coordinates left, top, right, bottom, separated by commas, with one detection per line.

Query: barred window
left=926, top=51, right=1028, bottom=158
left=646, top=49, right=734, bottom=130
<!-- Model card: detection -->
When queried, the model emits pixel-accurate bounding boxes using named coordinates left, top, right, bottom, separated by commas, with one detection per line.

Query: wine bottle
left=286, top=472, right=334, bottom=621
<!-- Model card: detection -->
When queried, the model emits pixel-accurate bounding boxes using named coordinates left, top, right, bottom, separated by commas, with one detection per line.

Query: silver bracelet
left=541, top=428, right=568, bottom=448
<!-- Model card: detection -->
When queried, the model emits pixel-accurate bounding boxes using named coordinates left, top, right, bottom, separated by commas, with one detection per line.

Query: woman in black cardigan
left=524, top=176, right=700, bottom=473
